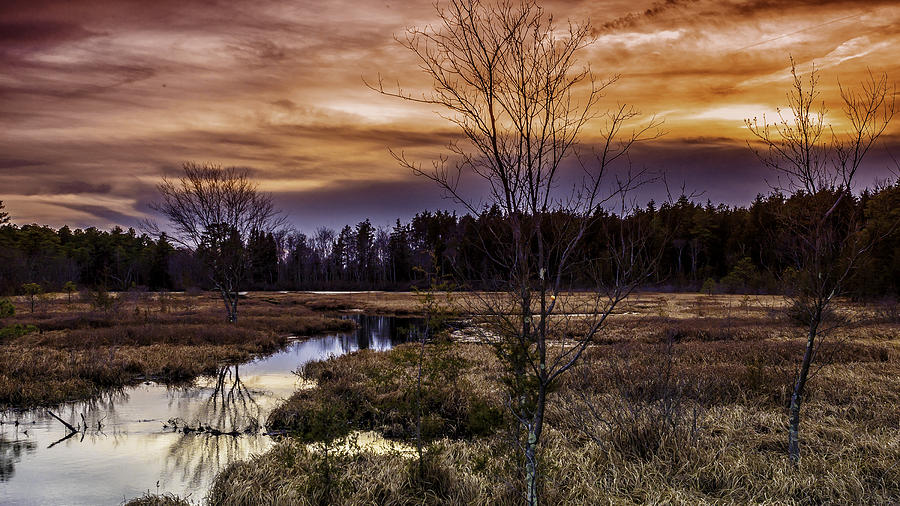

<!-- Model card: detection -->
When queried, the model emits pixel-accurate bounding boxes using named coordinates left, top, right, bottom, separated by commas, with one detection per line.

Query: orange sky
left=1, top=0, right=898, bottom=229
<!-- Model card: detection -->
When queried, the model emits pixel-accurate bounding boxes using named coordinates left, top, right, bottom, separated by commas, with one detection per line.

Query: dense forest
left=1, top=183, right=899, bottom=297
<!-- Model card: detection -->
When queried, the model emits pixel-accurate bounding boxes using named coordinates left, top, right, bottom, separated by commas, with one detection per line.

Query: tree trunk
left=221, top=290, right=238, bottom=323
left=525, top=427, right=539, bottom=506
left=524, top=384, right=546, bottom=506
left=788, top=324, right=817, bottom=463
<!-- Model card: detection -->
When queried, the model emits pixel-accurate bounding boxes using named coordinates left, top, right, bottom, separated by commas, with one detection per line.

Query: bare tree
left=746, top=59, right=895, bottom=463
left=372, top=1, right=661, bottom=502
left=0, top=201, right=8, bottom=225
left=148, top=162, right=283, bottom=322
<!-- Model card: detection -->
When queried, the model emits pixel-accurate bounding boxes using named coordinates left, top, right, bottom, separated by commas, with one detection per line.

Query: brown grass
left=267, top=342, right=505, bottom=441
left=0, top=292, right=353, bottom=409
left=206, top=293, right=900, bottom=505
left=208, top=417, right=900, bottom=505
left=9, top=291, right=900, bottom=503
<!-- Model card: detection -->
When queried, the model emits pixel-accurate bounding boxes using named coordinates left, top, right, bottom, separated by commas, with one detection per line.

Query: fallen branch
left=47, top=410, right=78, bottom=433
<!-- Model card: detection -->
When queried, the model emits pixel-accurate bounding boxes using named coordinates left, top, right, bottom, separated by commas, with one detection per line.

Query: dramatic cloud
left=1, top=0, right=898, bottom=230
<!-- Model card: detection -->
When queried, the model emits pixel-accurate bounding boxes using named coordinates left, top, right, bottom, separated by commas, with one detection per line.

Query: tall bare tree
left=746, top=59, right=895, bottom=463
left=149, top=162, right=283, bottom=322
left=372, top=1, right=661, bottom=502
left=0, top=201, right=9, bottom=225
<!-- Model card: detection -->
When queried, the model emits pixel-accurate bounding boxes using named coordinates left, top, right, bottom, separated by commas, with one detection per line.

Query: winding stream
left=0, top=315, right=421, bottom=505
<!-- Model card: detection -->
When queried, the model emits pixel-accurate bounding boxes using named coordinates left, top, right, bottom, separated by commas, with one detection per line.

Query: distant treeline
left=1, top=184, right=899, bottom=297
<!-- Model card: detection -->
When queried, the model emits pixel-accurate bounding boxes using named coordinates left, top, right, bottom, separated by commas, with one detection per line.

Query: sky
left=1, top=0, right=899, bottom=231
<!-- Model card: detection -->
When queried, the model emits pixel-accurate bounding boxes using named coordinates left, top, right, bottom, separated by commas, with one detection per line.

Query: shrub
left=0, top=298, right=14, bottom=319
left=720, top=257, right=758, bottom=293
left=0, top=324, right=37, bottom=342
left=21, top=282, right=42, bottom=313
left=560, top=341, right=706, bottom=462
left=63, top=281, right=77, bottom=304
left=86, top=287, right=118, bottom=312
left=268, top=345, right=505, bottom=441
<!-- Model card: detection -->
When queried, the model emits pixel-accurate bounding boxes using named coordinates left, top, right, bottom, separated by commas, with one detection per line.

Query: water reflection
left=161, top=364, right=266, bottom=489
left=0, top=431, right=36, bottom=482
left=191, top=365, right=263, bottom=433
left=0, top=315, right=419, bottom=505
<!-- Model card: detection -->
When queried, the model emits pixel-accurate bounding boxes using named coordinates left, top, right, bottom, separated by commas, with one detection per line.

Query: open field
left=5, top=290, right=900, bottom=503
left=3, top=289, right=893, bottom=410
left=271, top=290, right=798, bottom=318
left=206, top=292, right=900, bottom=505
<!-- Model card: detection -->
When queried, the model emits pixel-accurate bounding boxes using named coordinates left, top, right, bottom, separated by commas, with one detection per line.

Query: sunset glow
left=2, top=0, right=898, bottom=228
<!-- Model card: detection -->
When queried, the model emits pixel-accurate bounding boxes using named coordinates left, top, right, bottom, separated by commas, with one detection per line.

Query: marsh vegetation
left=204, top=292, right=900, bottom=505
left=0, top=295, right=415, bottom=504
left=0, top=290, right=898, bottom=504
left=1, top=0, right=898, bottom=503
left=0, top=291, right=352, bottom=409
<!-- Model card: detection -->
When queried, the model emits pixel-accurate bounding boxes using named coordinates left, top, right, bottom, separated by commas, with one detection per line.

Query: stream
left=0, top=314, right=421, bottom=505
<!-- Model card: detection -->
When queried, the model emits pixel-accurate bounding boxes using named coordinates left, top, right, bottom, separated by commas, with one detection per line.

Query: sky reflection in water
left=0, top=315, right=419, bottom=505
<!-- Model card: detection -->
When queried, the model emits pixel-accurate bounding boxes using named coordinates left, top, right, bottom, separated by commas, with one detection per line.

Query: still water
left=0, top=315, right=420, bottom=505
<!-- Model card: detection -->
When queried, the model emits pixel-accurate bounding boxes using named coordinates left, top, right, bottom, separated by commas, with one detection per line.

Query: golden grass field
left=212, top=292, right=900, bottom=505
left=3, top=290, right=899, bottom=504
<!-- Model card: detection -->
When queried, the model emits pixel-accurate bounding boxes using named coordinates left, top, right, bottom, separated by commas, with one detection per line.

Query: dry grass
left=125, top=492, right=191, bottom=506
left=207, top=415, right=900, bottom=505
left=204, top=293, right=900, bottom=504
left=267, top=342, right=505, bottom=441
left=260, top=290, right=784, bottom=317
left=0, top=292, right=353, bottom=409
left=8, top=291, right=900, bottom=502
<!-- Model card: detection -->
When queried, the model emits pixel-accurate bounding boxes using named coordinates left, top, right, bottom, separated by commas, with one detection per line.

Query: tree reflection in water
left=204, top=365, right=262, bottom=433
left=0, top=430, right=37, bottom=482
left=162, top=365, right=269, bottom=488
left=41, top=389, right=129, bottom=448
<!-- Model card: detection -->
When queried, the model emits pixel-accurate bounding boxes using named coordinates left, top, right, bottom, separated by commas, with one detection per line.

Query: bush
left=0, top=298, right=14, bottom=319
left=720, top=257, right=758, bottom=293
left=560, top=341, right=706, bottom=462
left=0, top=324, right=37, bottom=342
left=21, top=282, right=42, bottom=313
left=85, top=287, right=118, bottom=312
left=62, top=281, right=77, bottom=304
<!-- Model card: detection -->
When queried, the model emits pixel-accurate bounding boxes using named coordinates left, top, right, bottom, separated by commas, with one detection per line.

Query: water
left=0, top=315, right=422, bottom=505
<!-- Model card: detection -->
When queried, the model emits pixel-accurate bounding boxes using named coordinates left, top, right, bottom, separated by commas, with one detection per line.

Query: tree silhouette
left=149, top=162, right=283, bottom=322
left=746, top=59, right=895, bottom=463
left=372, top=1, right=662, bottom=502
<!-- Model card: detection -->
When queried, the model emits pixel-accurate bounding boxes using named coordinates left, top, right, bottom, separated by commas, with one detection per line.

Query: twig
left=47, top=410, right=78, bottom=433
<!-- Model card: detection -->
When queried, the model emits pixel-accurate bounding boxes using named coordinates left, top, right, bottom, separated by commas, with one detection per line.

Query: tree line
left=1, top=185, right=898, bottom=297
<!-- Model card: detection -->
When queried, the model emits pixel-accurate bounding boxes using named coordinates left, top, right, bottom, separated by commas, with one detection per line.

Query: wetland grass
left=0, top=291, right=353, bottom=409
left=210, top=294, right=900, bottom=504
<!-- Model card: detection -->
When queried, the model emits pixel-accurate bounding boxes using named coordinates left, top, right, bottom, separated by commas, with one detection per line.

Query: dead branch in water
left=47, top=410, right=77, bottom=433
